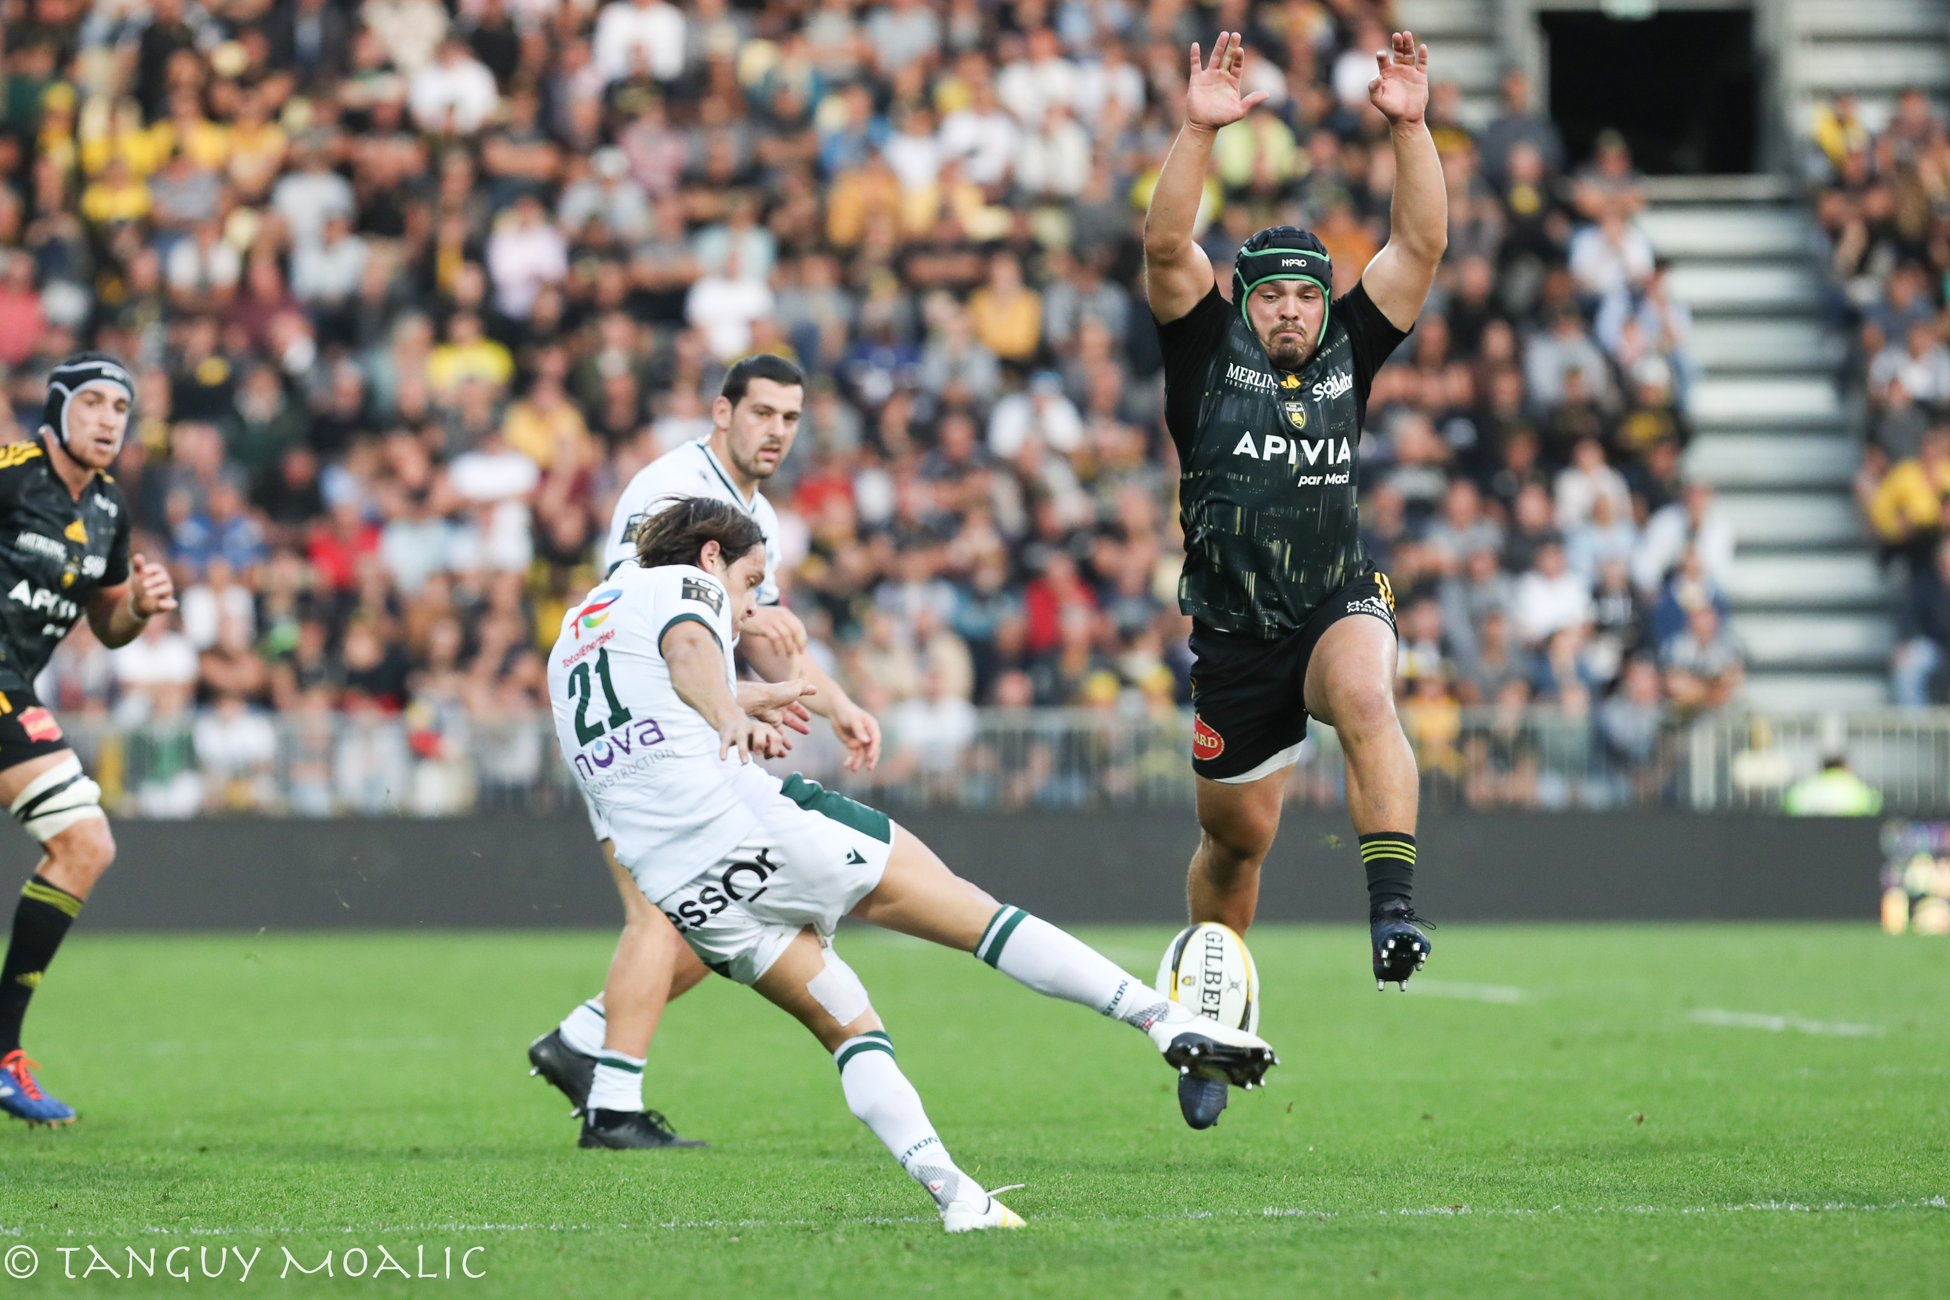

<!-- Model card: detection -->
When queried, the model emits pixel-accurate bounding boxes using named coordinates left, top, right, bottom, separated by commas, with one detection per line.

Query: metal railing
left=49, top=705, right=1950, bottom=818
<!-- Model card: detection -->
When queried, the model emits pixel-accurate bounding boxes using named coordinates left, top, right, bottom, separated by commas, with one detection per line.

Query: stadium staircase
left=1776, top=0, right=1950, bottom=138
left=1641, top=0, right=1950, bottom=710
left=1642, top=179, right=1888, bottom=710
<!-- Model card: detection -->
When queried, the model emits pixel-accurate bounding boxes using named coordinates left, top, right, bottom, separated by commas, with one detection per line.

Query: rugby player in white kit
left=548, top=497, right=1278, bottom=1227
left=528, top=355, right=882, bottom=1149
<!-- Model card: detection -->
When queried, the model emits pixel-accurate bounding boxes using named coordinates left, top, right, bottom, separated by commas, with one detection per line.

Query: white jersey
left=548, top=562, right=764, bottom=898
left=604, top=438, right=782, bottom=605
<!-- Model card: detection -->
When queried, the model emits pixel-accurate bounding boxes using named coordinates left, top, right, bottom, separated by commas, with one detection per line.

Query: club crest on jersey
left=1193, top=714, right=1224, bottom=760
left=1313, top=369, right=1353, bottom=401
left=681, top=577, right=724, bottom=615
left=575, top=588, right=623, bottom=638
left=1283, top=401, right=1307, bottom=430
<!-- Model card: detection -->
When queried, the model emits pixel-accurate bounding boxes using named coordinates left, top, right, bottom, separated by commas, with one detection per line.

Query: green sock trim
left=596, top=1054, right=644, bottom=1074
left=977, top=906, right=1029, bottom=969
left=834, top=1036, right=896, bottom=1071
left=584, top=999, right=606, bottom=1020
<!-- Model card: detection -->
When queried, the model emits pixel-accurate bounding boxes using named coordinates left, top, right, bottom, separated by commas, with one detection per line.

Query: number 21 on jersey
left=567, top=647, right=632, bottom=744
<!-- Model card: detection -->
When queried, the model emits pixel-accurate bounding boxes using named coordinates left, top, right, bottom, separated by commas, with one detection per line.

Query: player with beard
left=1144, top=33, right=1447, bottom=1127
left=526, top=354, right=883, bottom=1149
left=0, top=354, right=179, bottom=1125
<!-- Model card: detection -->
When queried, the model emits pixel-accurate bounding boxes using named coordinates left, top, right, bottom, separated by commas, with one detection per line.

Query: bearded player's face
left=716, top=378, right=803, bottom=482
left=1245, top=280, right=1328, bottom=370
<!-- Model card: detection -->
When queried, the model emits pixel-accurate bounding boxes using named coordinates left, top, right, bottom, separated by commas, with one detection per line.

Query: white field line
left=1403, top=980, right=1530, bottom=1003
left=7, top=1198, right=1945, bottom=1239
left=1689, top=1009, right=1881, bottom=1038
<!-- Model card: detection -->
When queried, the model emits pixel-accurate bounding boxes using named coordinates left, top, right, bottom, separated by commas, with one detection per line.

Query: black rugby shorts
left=1189, top=570, right=1398, bottom=782
left=0, top=681, right=70, bottom=776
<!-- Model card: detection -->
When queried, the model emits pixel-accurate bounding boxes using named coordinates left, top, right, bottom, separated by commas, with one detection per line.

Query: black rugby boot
left=579, top=1108, right=708, bottom=1149
left=1177, top=1073, right=1231, bottom=1130
left=1372, top=904, right=1433, bottom=990
left=528, top=1028, right=596, bottom=1116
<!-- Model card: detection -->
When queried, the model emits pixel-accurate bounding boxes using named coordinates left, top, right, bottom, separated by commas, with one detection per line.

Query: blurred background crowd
left=1817, top=90, right=1950, bottom=707
left=0, top=0, right=1786, bottom=814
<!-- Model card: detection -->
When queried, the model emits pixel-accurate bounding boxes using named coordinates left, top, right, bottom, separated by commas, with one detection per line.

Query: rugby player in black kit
left=1145, top=32, right=1447, bottom=1122
left=0, top=354, right=177, bottom=1125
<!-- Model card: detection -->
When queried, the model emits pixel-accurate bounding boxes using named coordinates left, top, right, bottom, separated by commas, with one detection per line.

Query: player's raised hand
left=1368, top=31, right=1430, bottom=126
left=1185, top=32, right=1269, bottom=131
left=831, top=696, right=882, bottom=773
left=739, top=678, right=817, bottom=735
left=742, top=604, right=808, bottom=659
left=129, top=553, right=178, bottom=617
left=719, top=714, right=790, bottom=764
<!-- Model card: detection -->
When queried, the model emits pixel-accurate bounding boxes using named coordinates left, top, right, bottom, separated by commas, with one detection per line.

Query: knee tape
left=11, top=755, right=105, bottom=843
left=807, top=947, right=872, bottom=1026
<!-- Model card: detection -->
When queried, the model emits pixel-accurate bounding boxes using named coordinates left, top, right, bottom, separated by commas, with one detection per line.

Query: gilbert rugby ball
left=1157, top=922, right=1260, bottom=1034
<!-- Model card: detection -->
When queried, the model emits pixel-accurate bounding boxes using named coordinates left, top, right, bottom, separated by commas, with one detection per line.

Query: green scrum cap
left=1231, top=225, right=1334, bottom=340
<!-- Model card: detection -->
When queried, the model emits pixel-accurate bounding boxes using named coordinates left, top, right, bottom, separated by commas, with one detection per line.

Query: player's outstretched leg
left=751, top=930, right=1021, bottom=1231
left=852, top=832, right=1279, bottom=1126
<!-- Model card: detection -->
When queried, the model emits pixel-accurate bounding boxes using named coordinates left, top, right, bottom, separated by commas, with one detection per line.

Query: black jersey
left=1158, top=283, right=1408, bottom=639
left=0, top=437, right=132, bottom=690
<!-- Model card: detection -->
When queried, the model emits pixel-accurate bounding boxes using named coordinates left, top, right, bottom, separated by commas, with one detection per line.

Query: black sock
left=1359, top=833, right=1415, bottom=917
left=0, top=876, right=82, bottom=1055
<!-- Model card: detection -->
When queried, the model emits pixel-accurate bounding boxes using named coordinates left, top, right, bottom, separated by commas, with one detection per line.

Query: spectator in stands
left=1868, top=426, right=1950, bottom=566
left=1634, top=481, right=1735, bottom=597
left=1894, top=535, right=1950, bottom=706
left=1478, top=70, right=1565, bottom=192
left=1662, top=603, right=1745, bottom=714
left=1513, top=540, right=1592, bottom=649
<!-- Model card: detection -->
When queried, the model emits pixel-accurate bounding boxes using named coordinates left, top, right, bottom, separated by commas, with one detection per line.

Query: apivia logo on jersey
left=1229, top=431, right=1353, bottom=486
left=7, top=578, right=82, bottom=631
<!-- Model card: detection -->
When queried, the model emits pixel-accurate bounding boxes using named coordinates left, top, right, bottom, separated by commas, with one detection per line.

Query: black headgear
left=41, top=351, right=135, bottom=451
left=1231, top=226, right=1334, bottom=337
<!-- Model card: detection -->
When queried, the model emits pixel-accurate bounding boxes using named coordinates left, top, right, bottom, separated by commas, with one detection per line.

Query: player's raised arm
left=1358, top=31, right=1448, bottom=330
left=739, top=632, right=883, bottom=772
left=1144, top=32, right=1267, bottom=323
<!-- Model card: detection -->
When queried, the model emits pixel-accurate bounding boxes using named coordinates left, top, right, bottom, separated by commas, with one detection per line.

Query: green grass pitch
left=1, top=923, right=1946, bottom=1298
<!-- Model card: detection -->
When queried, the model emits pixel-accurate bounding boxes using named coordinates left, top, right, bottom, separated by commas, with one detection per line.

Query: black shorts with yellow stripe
left=1187, top=568, right=1398, bottom=783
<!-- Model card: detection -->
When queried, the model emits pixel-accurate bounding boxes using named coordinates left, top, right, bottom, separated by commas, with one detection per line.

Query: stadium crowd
left=0, top=0, right=1720, bottom=812
left=1813, top=90, right=1950, bottom=706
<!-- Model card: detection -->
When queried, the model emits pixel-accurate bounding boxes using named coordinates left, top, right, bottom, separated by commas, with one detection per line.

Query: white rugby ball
left=1156, top=922, right=1260, bottom=1034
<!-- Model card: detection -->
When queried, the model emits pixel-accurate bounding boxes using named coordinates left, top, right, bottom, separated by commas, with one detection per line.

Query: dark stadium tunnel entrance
left=1541, top=6, right=1760, bottom=175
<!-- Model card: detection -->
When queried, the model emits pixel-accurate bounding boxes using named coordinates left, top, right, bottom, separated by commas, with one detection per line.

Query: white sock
left=974, top=906, right=1175, bottom=1037
left=587, top=1051, right=644, bottom=1113
left=835, top=1033, right=979, bottom=1211
left=558, top=998, right=606, bottom=1057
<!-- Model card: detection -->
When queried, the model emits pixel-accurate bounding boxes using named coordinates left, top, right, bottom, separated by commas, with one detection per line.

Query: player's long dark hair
left=634, top=495, right=765, bottom=571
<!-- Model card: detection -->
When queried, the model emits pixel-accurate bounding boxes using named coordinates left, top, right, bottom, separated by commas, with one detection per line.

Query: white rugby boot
left=941, top=1189, right=1026, bottom=1233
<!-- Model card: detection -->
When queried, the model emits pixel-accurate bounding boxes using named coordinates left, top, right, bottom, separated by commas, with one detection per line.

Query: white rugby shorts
left=652, top=774, right=894, bottom=985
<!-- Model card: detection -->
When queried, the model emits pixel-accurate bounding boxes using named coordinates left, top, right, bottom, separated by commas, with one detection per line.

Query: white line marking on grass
left=11, top=1198, right=1942, bottom=1243
left=1689, top=1009, right=1881, bottom=1038
left=1404, top=980, right=1530, bottom=1004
